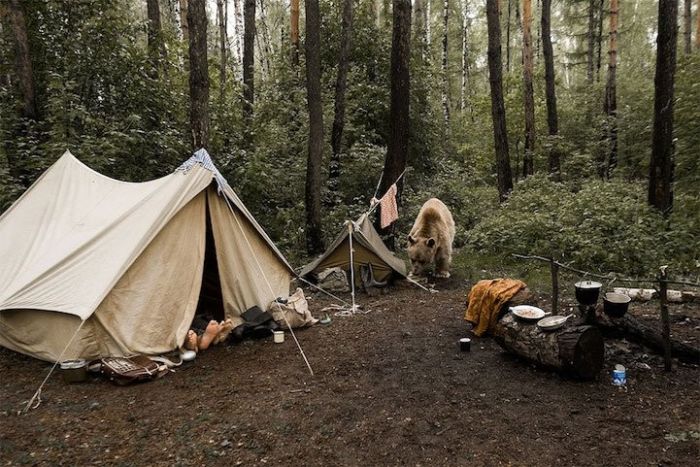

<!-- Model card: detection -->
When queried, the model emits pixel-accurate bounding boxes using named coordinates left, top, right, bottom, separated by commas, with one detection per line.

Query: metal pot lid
left=575, top=280, right=602, bottom=289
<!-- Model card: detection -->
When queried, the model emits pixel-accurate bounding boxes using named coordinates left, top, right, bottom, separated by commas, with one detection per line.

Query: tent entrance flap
left=194, top=194, right=225, bottom=323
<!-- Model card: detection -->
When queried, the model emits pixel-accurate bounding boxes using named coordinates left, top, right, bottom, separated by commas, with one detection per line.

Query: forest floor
left=1, top=276, right=699, bottom=466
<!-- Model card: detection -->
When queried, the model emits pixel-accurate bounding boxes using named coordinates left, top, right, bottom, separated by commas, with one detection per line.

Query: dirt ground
left=1, top=278, right=699, bottom=466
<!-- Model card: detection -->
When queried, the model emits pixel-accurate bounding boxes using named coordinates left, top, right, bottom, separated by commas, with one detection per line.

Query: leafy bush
left=467, top=176, right=697, bottom=276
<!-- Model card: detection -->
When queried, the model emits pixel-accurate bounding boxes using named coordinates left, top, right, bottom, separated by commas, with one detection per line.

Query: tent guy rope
left=23, top=320, right=86, bottom=413
left=220, top=193, right=315, bottom=376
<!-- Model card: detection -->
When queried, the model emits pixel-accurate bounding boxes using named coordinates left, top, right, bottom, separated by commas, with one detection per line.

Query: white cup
left=273, top=330, right=285, bottom=344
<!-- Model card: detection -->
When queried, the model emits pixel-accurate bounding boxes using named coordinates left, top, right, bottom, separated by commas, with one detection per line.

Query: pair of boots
left=184, top=319, right=234, bottom=352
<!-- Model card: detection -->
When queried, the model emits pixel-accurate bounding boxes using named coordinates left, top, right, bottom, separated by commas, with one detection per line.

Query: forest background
left=1, top=0, right=698, bottom=280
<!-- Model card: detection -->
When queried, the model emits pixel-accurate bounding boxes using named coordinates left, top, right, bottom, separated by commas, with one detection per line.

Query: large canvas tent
left=300, top=213, right=407, bottom=285
left=0, top=150, right=294, bottom=362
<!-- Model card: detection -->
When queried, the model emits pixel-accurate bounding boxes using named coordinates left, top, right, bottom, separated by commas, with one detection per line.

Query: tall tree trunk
left=243, top=0, right=255, bottom=119
left=232, top=0, right=243, bottom=77
left=541, top=0, right=559, bottom=176
left=305, top=0, right=324, bottom=254
left=379, top=0, right=411, bottom=242
left=696, top=0, right=700, bottom=50
left=415, top=0, right=428, bottom=61
left=535, top=0, right=540, bottom=59
left=683, top=0, right=691, bottom=54
left=188, top=0, right=209, bottom=149
left=603, top=0, right=618, bottom=178
left=179, top=0, right=189, bottom=74
left=460, top=0, right=472, bottom=115
left=290, top=0, right=300, bottom=65
left=4, top=0, right=39, bottom=186
left=441, top=0, right=450, bottom=125
left=328, top=0, right=354, bottom=201
left=649, top=0, right=678, bottom=216
left=506, top=0, right=511, bottom=72
left=179, top=0, right=189, bottom=42
left=426, top=0, right=431, bottom=49
left=596, top=0, right=604, bottom=82
left=258, top=0, right=273, bottom=77
left=586, top=0, right=596, bottom=83
left=7, top=0, right=37, bottom=121
left=217, top=0, right=227, bottom=100
left=521, top=0, right=535, bottom=177
left=147, top=0, right=166, bottom=79
left=486, top=0, right=513, bottom=202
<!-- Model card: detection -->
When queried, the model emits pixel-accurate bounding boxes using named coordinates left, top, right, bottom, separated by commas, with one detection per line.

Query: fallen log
left=492, top=312, right=604, bottom=379
left=591, top=306, right=700, bottom=365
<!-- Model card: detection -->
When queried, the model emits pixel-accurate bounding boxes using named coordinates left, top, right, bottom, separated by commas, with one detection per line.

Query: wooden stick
left=659, top=267, right=672, bottom=371
left=550, top=257, right=559, bottom=315
left=512, top=254, right=699, bottom=288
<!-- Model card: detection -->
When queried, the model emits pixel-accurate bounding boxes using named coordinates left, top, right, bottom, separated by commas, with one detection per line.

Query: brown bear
left=407, top=198, right=455, bottom=278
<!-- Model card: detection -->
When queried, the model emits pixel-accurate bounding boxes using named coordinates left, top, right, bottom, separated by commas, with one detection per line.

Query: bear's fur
left=407, top=198, right=455, bottom=278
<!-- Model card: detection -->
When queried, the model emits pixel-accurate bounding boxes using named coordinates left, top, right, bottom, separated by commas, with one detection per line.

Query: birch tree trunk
left=258, top=0, right=273, bottom=77
left=521, top=0, right=535, bottom=177
left=232, top=0, right=243, bottom=77
left=328, top=0, right=354, bottom=200
left=486, top=0, right=513, bottom=202
left=305, top=0, right=325, bottom=254
left=649, top=0, right=678, bottom=217
left=188, top=0, right=210, bottom=149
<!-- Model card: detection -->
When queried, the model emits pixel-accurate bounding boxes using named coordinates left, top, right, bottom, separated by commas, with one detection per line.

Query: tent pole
left=347, top=222, right=357, bottom=313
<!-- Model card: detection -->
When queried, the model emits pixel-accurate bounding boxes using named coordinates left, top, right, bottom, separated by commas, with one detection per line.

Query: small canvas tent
left=0, top=150, right=294, bottom=362
left=299, top=213, right=407, bottom=285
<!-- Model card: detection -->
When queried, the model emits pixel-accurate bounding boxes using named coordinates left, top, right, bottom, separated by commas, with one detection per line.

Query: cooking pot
left=574, top=280, right=602, bottom=306
left=603, top=292, right=631, bottom=318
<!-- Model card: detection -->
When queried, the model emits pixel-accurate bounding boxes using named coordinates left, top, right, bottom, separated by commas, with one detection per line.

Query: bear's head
left=407, top=235, right=436, bottom=276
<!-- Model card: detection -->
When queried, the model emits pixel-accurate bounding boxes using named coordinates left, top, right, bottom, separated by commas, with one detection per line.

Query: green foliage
left=0, top=0, right=696, bottom=281
left=467, top=176, right=698, bottom=276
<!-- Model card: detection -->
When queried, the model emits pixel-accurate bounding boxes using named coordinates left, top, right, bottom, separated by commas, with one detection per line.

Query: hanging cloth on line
left=376, top=183, right=399, bottom=229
